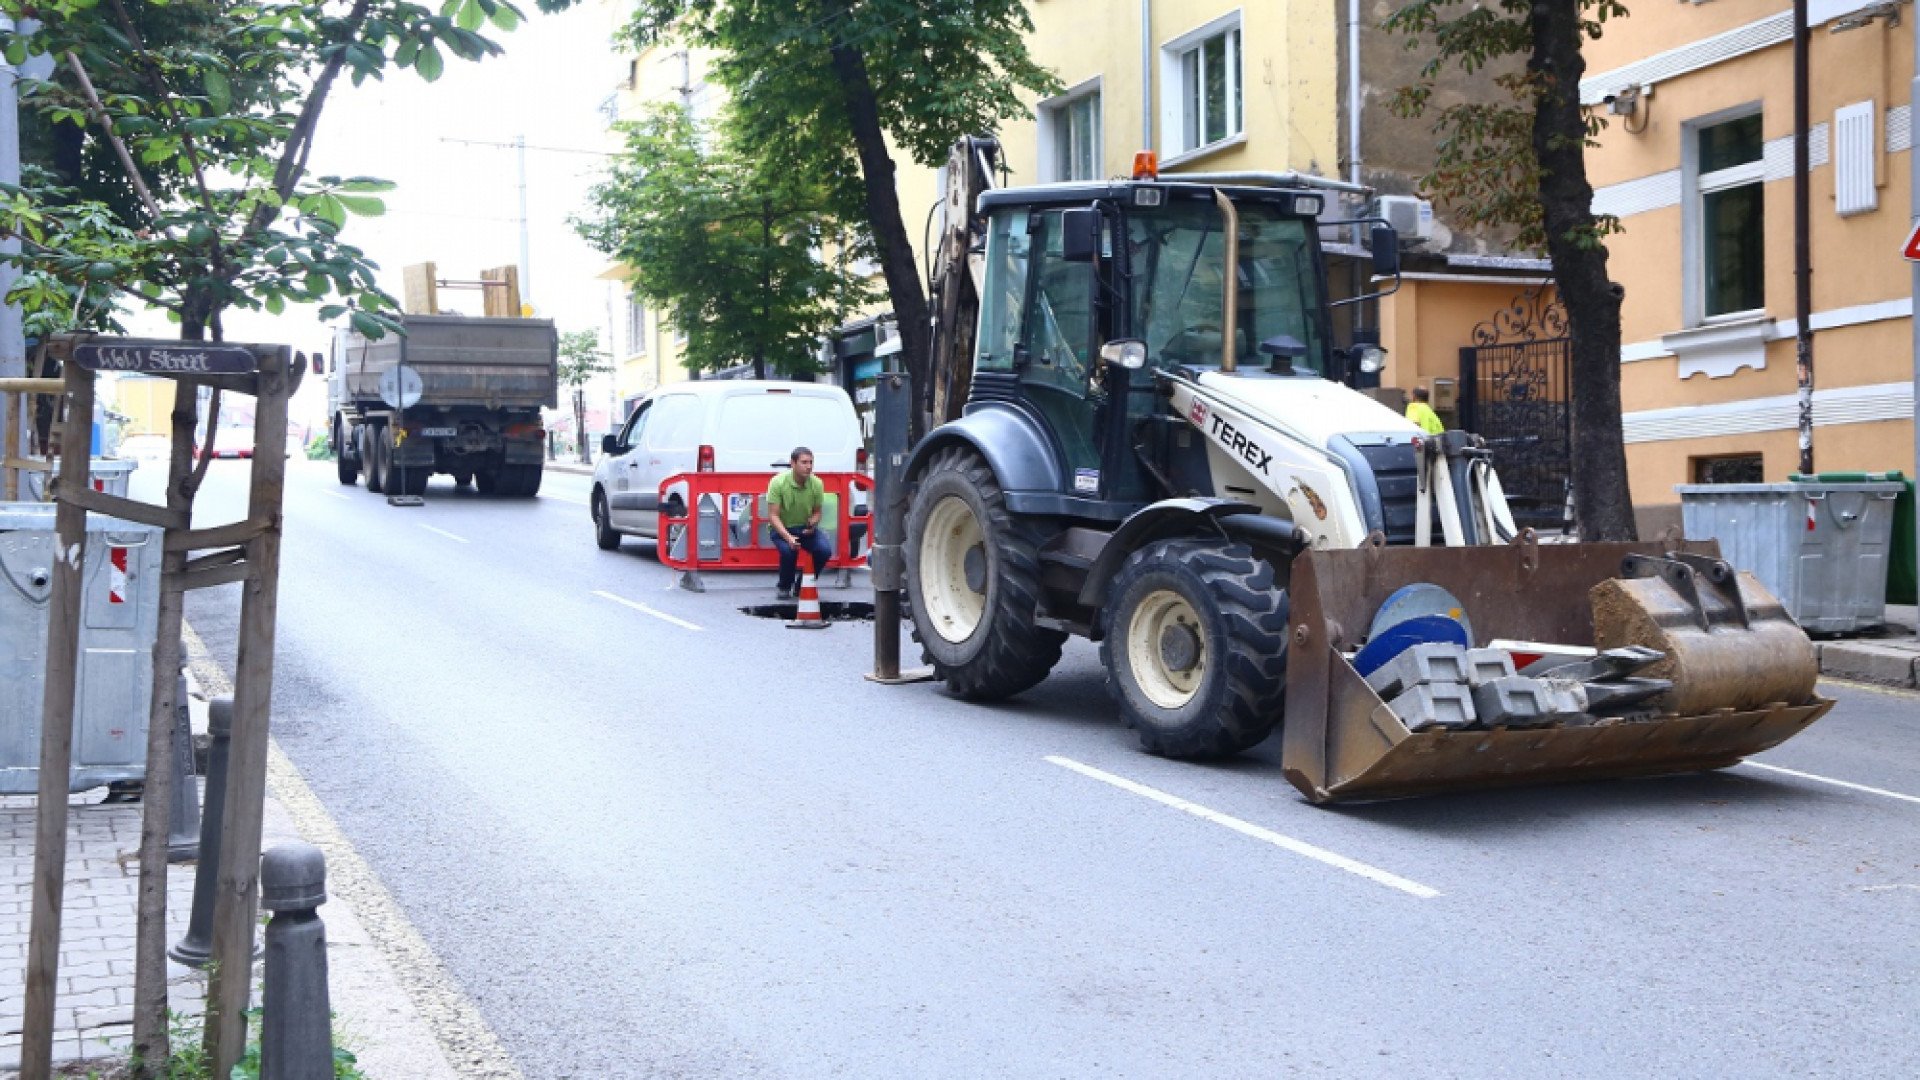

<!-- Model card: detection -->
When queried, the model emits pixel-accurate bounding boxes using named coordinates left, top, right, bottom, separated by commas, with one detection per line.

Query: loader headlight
left=1100, top=338, right=1148, bottom=370
left=1356, top=345, right=1387, bottom=374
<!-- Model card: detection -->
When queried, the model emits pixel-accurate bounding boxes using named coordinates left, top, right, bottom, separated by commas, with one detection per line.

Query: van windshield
left=716, top=392, right=856, bottom=463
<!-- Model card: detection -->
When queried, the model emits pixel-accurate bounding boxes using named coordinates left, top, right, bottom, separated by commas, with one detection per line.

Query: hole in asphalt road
left=739, top=601, right=876, bottom=622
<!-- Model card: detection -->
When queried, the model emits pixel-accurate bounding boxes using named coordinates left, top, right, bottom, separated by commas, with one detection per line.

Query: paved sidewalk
left=2, top=663, right=482, bottom=1077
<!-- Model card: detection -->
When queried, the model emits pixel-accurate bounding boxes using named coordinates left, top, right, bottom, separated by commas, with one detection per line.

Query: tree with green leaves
left=623, top=0, right=1058, bottom=436
left=0, top=1, right=570, bottom=1072
left=558, top=327, right=610, bottom=461
left=1385, top=0, right=1637, bottom=541
left=576, top=105, right=876, bottom=379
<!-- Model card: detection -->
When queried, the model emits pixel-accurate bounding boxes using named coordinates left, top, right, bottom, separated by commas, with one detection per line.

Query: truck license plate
left=420, top=427, right=458, bottom=437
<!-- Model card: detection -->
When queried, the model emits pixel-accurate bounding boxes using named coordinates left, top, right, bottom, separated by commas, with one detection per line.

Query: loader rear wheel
left=905, top=447, right=1065, bottom=700
left=1100, top=539, right=1289, bottom=758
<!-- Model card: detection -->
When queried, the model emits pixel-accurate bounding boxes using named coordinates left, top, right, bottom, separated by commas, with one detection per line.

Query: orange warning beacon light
left=1131, top=150, right=1158, bottom=180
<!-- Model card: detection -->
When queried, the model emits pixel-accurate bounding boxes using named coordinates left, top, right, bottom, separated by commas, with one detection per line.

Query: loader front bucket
left=1280, top=539, right=1833, bottom=804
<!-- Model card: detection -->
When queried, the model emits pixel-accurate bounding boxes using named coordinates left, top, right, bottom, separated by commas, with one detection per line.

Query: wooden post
left=130, top=380, right=203, bottom=1069
left=3, top=387, right=18, bottom=500
left=206, top=349, right=291, bottom=1075
left=19, top=365, right=96, bottom=1080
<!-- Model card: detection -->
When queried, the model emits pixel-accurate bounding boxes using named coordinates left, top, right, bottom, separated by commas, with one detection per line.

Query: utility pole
left=514, top=133, right=530, bottom=314
left=1793, top=0, right=1815, bottom=474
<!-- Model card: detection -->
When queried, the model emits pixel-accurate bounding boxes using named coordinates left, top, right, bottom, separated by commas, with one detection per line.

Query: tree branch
left=242, top=0, right=376, bottom=244
left=62, top=52, right=170, bottom=235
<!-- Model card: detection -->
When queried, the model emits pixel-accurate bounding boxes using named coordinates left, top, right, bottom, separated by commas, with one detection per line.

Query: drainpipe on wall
left=1910, top=4, right=1919, bottom=596
left=1141, top=0, right=1153, bottom=151
left=1793, top=0, right=1815, bottom=474
left=1348, top=0, right=1369, bottom=344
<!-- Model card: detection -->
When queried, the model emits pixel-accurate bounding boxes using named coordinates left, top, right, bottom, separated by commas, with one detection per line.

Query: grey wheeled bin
left=0, top=502, right=163, bottom=794
left=1677, top=480, right=1903, bottom=633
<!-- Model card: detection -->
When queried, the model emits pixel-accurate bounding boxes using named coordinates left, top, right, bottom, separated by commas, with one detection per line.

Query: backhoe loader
left=897, top=137, right=1830, bottom=803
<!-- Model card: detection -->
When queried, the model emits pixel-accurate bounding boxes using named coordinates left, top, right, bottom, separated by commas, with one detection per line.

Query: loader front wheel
left=905, top=447, right=1065, bottom=700
left=1101, top=539, right=1289, bottom=758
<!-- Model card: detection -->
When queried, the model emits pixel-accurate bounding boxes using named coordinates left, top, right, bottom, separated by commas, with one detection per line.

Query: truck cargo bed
left=336, top=314, right=557, bottom=411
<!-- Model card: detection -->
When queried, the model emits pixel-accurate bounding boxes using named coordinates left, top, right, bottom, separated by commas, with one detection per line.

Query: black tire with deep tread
left=1099, top=539, right=1290, bottom=759
left=904, top=446, right=1066, bottom=700
left=592, top=489, right=621, bottom=550
left=364, top=428, right=386, bottom=494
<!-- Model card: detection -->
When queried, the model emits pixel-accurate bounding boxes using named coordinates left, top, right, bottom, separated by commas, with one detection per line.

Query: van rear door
left=711, top=388, right=860, bottom=474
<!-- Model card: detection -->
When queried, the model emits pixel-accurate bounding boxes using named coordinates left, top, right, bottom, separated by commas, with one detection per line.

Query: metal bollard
left=170, top=696, right=232, bottom=968
left=167, top=672, right=202, bottom=862
left=260, top=842, right=333, bottom=1080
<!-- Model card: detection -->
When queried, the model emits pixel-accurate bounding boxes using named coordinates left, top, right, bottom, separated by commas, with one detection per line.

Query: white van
left=590, top=380, right=865, bottom=552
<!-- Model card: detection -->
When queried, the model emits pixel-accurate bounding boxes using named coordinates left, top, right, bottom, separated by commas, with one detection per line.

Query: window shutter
left=1834, top=100, right=1877, bottom=216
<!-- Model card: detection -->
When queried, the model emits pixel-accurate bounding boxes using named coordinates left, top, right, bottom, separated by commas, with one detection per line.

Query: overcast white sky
left=119, top=2, right=630, bottom=428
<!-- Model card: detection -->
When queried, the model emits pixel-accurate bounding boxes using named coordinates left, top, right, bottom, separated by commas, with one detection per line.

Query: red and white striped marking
left=108, top=547, right=128, bottom=604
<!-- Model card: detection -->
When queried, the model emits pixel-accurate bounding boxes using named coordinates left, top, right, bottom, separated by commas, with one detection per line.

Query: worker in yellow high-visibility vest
left=1405, top=386, right=1445, bottom=435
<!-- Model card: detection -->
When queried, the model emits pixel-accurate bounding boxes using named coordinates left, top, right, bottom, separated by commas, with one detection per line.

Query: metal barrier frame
left=655, top=470, right=872, bottom=590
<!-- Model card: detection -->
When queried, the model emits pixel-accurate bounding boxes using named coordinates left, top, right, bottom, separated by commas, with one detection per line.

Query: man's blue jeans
left=773, top=526, right=832, bottom=591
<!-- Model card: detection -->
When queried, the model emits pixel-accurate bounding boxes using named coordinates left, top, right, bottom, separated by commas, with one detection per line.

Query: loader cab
left=970, top=183, right=1334, bottom=506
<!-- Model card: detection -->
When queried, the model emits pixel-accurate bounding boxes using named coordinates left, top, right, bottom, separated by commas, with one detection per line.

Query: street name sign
left=72, top=341, right=258, bottom=374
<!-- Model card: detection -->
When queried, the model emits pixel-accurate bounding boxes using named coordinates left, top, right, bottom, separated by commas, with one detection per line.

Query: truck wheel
left=592, top=490, right=621, bottom=550
left=394, top=463, right=429, bottom=498
left=364, top=430, right=386, bottom=494
left=904, top=446, right=1065, bottom=700
left=475, top=468, right=497, bottom=495
left=507, top=463, right=543, bottom=498
left=1099, top=539, right=1289, bottom=758
left=336, top=452, right=358, bottom=486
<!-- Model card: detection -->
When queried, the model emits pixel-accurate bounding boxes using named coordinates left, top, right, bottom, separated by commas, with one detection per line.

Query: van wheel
left=1100, top=539, right=1289, bottom=758
left=904, top=446, right=1065, bottom=700
left=592, top=490, right=621, bottom=551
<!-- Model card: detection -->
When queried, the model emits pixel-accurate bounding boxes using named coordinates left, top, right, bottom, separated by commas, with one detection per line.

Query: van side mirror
left=601, top=434, right=619, bottom=455
left=1061, top=208, right=1100, bottom=262
left=1370, top=225, right=1401, bottom=279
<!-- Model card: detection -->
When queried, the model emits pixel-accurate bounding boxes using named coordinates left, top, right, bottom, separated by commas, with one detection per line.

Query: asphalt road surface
left=158, top=459, right=1920, bottom=1079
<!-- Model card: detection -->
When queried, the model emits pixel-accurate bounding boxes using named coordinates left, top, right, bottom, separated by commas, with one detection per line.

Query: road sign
left=72, top=341, right=257, bottom=374
left=378, top=364, right=422, bottom=410
left=1904, top=220, right=1920, bottom=261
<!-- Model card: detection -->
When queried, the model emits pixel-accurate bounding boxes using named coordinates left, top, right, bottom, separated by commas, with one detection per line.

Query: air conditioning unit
left=1374, top=195, right=1435, bottom=242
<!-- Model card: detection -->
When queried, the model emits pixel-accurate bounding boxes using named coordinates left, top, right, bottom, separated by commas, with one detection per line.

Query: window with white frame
left=1161, top=14, right=1242, bottom=159
left=624, top=294, right=646, bottom=355
left=1039, top=82, right=1102, bottom=182
left=1690, top=111, right=1766, bottom=320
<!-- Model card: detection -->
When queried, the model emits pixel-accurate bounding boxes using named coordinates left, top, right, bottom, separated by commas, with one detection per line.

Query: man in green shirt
left=768, top=446, right=832, bottom=599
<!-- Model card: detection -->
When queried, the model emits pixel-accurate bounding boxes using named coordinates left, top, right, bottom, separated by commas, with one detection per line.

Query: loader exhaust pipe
left=1213, top=189, right=1239, bottom=373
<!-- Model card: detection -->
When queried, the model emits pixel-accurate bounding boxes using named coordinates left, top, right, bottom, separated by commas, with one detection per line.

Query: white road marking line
left=1861, top=884, right=1920, bottom=892
left=417, top=524, right=469, bottom=544
left=542, top=493, right=589, bottom=506
left=1045, top=756, right=1441, bottom=899
left=326, top=490, right=351, bottom=501
left=1740, top=761, right=1920, bottom=806
left=592, top=589, right=703, bottom=632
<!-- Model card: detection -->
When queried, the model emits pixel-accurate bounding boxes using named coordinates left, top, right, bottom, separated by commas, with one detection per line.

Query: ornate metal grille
left=1458, top=289, right=1573, bottom=529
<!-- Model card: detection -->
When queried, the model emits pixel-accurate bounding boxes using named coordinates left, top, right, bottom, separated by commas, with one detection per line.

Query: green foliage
left=125, top=1009, right=364, bottom=1080
left=576, top=106, right=877, bottom=376
left=556, top=327, right=611, bottom=387
left=1383, top=0, right=1627, bottom=252
left=624, top=0, right=1058, bottom=175
left=0, top=0, right=575, bottom=342
left=305, top=432, right=332, bottom=459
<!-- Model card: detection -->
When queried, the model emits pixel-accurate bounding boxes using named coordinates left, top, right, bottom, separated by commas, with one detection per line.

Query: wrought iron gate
left=1457, top=289, right=1572, bottom=530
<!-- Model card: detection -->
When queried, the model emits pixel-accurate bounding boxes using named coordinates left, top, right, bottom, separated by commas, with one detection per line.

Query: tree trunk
left=574, top=386, right=588, bottom=463
left=827, top=39, right=934, bottom=442
left=756, top=204, right=770, bottom=380
left=1529, top=0, right=1636, bottom=541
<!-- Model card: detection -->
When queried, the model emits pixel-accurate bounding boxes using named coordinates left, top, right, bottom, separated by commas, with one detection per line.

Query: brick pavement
left=0, top=790, right=205, bottom=1074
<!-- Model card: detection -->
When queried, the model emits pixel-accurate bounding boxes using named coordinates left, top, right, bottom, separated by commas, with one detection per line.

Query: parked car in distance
left=194, top=425, right=255, bottom=460
left=590, top=380, right=864, bottom=553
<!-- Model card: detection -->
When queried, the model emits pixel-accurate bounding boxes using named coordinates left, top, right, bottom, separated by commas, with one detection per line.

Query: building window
left=1691, top=111, right=1765, bottom=320
left=624, top=295, right=646, bottom=356
left=1162, top=14, right=1242, bottom=159
left=1039, top=82, right=1102, bottom=182
left=1692, top=453, right=1764, bottom=484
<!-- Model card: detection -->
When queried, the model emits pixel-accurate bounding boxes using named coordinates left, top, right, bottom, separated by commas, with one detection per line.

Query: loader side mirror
left=1370, top=225, right=1401, bottom=278
left=1061, top=208, right=1100, bottom=262
left=1099, top=339, right=1147, bottom=370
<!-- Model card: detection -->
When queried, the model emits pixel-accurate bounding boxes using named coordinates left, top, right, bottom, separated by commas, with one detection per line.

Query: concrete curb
left=1819, top=639, right=1920, bottom=689
left=543, top=460, right=594, bottom=477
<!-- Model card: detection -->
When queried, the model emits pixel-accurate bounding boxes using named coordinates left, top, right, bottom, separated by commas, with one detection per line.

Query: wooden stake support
left=16, top=334, right=301, bottom=1080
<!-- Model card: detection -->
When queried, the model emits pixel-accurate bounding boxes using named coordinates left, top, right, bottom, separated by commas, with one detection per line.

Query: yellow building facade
left=1585, top=0, right=1916, bottom=531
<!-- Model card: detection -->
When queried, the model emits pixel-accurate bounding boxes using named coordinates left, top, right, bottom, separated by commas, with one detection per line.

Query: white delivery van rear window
left=717, top=392, right=856, bottom=459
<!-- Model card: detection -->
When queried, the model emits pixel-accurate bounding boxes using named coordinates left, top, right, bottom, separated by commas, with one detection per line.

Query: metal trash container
left=0, top=502, right=163, bottom=794
left=1678, top=480, right=1903, bottom=633
left=22, top=456, right=138, bottom=501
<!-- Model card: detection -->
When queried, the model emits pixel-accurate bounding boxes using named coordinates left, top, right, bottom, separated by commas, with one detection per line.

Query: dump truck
left=326, top=314, right=558, bottom=498
left=894, top=137, right=1829, bottom=803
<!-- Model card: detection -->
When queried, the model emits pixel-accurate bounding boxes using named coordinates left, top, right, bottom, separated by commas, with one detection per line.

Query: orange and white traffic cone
left=786, top=572, right=829, bottom=630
